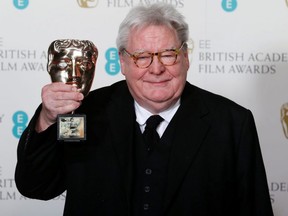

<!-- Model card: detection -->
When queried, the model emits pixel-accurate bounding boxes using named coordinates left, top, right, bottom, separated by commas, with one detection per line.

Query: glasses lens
left=134, top=52, right=152, bottom=68
left=160, top=50, right=177, bottom=66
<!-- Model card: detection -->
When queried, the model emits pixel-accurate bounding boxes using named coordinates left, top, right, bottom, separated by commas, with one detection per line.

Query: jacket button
left=145, top=168, right=152, bottom=175
left=144, top=186, right=150, bottom=192
left=143, top=203, right=149, bottom=210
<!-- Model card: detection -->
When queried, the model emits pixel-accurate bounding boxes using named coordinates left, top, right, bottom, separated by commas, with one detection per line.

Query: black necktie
left=143, top=115, right=164, bottom=152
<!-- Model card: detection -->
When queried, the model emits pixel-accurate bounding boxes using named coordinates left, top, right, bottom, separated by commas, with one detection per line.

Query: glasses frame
left=123, top=42, right=185, bottom=69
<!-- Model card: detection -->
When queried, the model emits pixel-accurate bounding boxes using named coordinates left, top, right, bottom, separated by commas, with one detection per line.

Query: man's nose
left=149, top=55, right=164, bottom=74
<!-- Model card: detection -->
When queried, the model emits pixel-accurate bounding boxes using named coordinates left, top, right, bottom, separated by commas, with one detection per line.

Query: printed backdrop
left=0, top=0, right=287, bottom=215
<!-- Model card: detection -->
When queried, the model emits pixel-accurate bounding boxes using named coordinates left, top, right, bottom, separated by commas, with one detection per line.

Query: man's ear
left=119, top=52, right=126, bottom=75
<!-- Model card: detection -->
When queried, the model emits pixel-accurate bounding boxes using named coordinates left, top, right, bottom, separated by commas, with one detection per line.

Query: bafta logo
left=281, top=103, right=288, bottom=139
left=77, top=0, right=98, bottom=8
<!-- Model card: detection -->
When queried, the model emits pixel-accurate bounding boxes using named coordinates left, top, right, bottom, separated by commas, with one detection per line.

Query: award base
left=57, top=114, right=86, bottom=141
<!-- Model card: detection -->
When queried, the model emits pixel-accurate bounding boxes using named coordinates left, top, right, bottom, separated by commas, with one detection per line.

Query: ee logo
left=222, top=0, right=237, bottom=12
left=105, top=48, right=120, bottom=76
left=13, top=0, right=29, bottom=9
left=12, top=111, right=28, bottom=139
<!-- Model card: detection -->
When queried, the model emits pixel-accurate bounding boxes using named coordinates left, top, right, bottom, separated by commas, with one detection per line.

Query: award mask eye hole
left=80, top=61, right=93, bottom=70
left=58, top=62, right=68, bottom=69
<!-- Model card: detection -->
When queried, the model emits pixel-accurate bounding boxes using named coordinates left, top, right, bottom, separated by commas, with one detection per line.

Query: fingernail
left=79, top=93, right=84, bottom=100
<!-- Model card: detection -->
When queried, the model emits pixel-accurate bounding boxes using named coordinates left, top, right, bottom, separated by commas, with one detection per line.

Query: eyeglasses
left=123, top=43, right=185, bottom=69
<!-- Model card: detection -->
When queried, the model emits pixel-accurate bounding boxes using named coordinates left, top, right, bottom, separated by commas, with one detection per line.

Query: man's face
left=120, top=25, right=189, bottom=113
left=48, top=42, right=96, bottom=96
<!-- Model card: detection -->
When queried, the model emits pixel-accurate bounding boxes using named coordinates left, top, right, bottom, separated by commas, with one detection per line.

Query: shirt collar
left=134, top=99, right=181, bottom=126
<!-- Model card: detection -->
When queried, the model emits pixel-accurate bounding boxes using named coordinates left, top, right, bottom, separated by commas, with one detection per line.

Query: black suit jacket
left=15, top=80, right=274, bottom=216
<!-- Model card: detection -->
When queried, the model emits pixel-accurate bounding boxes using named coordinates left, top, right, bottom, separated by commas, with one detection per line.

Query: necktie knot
left=145, top=115, right=164, bottom=130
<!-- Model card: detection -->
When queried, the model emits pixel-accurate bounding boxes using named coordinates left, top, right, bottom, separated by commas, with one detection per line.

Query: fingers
left=43, top=82, right=84, bottom=113
left=36, top=83, right=85, bottom=132
left=42, top=82, right=83, bottom=102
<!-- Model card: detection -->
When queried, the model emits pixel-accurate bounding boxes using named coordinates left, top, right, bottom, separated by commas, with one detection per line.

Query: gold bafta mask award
left=281, top=103, right=288, bottom=139
left=47, top=39, right=98, bottom=141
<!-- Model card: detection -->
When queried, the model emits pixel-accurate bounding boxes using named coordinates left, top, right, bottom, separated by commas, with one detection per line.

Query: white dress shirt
left=134, top=99, right=180, bottom=138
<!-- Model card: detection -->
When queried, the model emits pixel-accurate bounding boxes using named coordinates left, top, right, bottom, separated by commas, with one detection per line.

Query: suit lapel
left=163, top=83, right=210, bottom=212
left=106, top=82, right=135, bottom=211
